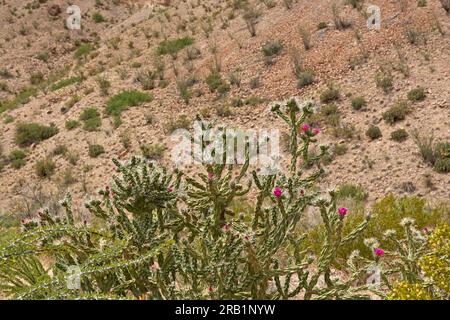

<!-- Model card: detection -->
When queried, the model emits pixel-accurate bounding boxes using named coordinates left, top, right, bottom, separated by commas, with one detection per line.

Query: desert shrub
left=135, top=70, right=156, bottom=90
left=407, top=87, right=426, bottom=102
left=97, top=77, right=111, bottom=96
left=261, top=40, right=283, bottom=65
left=88, top=144, right=105, bottom=158
left=156, top=37, right=194, bottom=56
left=52, top=144, right=68, bottom=156
left=66, top=151, right=79, bottom=166
left=35, top=157, right=56, bottom=178
left=243, top=7, right=260, bottom=37
left=105, top=90, right=153, bottom=117
left=165, top=114, right=190, bottom=133
left=140, top=143, right=165, bottom=160
left=298, top=27, right=311, bottom=50
left=336, top=184, right=368, bottom=202
left=29, top=72, right=44, bottom=85
left=332, top=3, right=352, bottom=30
left=297, top=71, right=314, bottom=88
left=412, top=132, right=449, bottom=173
left=92, top=12, right=106, bottom=23
left=80, top=108, right=101, bottom=132
left=346, top=0, right=363, bottom=9
left=376, top=73, right=393, bottom=93
left=65, top=120, right=79, bottom=130
left=366, top=125, right=382, bottom=140
left=317, top=22, right=328, bottom=30
left=14, top=123, right=58, bottom=147
left=205, top=71, right=227, bottom=93
left=382, top=100, right=409, bottom=124
left=74, top=44, right=93, bottom=60
left=9, top=149, right=27, bottom=169
left=60, top=168, right=77, bottom=186
left=320, top=103, right=341, bottom=126
left=320, top=83, right=340, bottom=103
left=215, top=105, right=232, bottom=117
left=351, top=96, right=366, bottom=110
left=390, top=129, right=408, bottom=142
left=333, top=143, right=348, bottom=156
left=51, top=76, right=83, bottom=91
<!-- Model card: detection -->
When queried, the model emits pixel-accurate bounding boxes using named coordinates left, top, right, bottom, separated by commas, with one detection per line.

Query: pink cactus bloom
left=273, top=187, right=282, bottom=198
left=301, top=124, right=311, bottom=132
left=223, top=223, right=231, bottom=232
left=243, top=235, right=250, bottom=242
left=338, top=207, right=348, bottom=216
left=374, top=248, right=385, bottom=257
left=208, top=286, right=214, bottom=293
left=208, top=172, right=214, bottom=180
left=167, top=186, right=173, bottom=192
left=312, top=128, right=321, bottom=135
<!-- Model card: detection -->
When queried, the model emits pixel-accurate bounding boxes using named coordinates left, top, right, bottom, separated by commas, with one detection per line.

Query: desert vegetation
left=0, top=0, right=449, bottom=301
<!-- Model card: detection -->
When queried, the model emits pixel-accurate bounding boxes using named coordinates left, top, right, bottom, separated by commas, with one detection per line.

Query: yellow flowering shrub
left=387, top=224, right=450, bottom=300
left=419, top=224, right=450, bottom=295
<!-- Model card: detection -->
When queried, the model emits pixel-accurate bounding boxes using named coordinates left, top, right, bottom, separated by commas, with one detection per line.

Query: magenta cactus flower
left=301, top=123, right=311, bottom=132
left=208, top=172, right=214, bottom=180
left=243, top=235, right=250, bottom=242
left=312, top=128, right=321, bottom=135
left=374, top=248, right=384, bottom=257
left=338, top=207, right=348, bottom=216
left=167, top=186, right=173, bottom=192
left=223, top=223, right=230, bottom=232
left=273, top=186, right=282, bottom=198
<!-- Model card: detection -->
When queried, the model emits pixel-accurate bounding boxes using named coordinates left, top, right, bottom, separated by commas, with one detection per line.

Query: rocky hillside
left=0, top=0, right=449, bottom=217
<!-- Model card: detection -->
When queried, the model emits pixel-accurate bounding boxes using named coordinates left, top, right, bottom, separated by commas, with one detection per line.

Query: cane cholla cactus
left=1, top=98, right=377, bottom=299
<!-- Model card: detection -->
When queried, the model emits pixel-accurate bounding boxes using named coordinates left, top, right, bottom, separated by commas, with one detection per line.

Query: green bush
left=165, top=114, right=190, bottom=133
left=336, top=184, right=368, bottom=202
left=74, top=44, right=93, bottom=60
left=205, top=71, right=227, bottom=93
left=297, top=71, right=314, bottom=88
left=366, top=125, right=382, bottom=140
left=382, top=100, right=409, bottom=124
left=8, top=149, right=27, bottom=169
left=88, top=144, right=105, bottom=158
left=92, top=12, right=107, bottom=23
left=105, top=90, right=153, bottom=117
left=412, top=131, right=449, bottom=173
left=391, top=129, right=409, bottom=142
left=351, top=96, right=366, bottom=110
left=35, top=157, right=56, bottom=178
left=140, top=143, right=165, bottom=160
left=51, top=76, right=83, bottom=91
left=14, top=122, right=58, bottom=147
left=376, top=73, right=393, bottom=93
left=156, top=37, right=194, bottom=56
left=320, top=83, right=340, bottom=103
left=80, top=108, right=101, bottom=132
left=407, top=87, right=426, bottom=102
left=65, top=120, right=80, bottom=130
